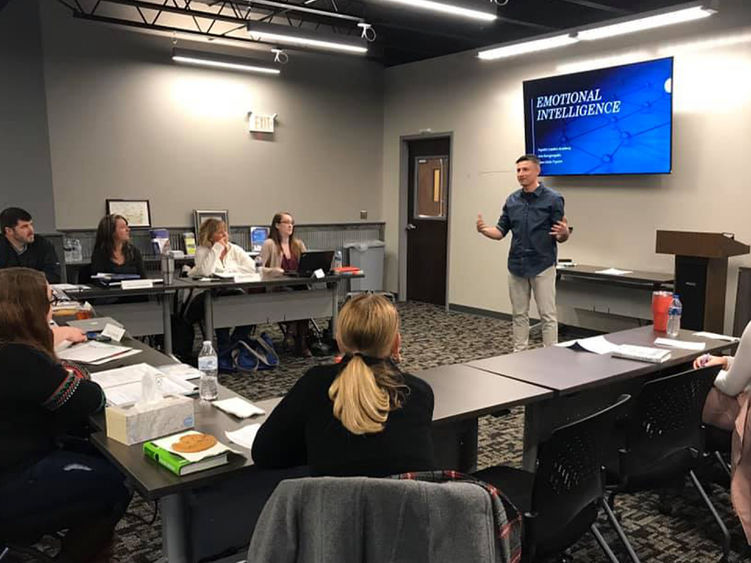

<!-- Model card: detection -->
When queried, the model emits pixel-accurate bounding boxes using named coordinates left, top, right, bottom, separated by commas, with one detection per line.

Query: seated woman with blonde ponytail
left=252, top=293, right=435, bottom=477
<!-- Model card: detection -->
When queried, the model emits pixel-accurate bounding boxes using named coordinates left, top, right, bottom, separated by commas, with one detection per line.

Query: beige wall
left=37, top=1, right=384, bottom=229
left=0, top=0, right=56, bottom=233
left=382, top=0, right=751, bottom=332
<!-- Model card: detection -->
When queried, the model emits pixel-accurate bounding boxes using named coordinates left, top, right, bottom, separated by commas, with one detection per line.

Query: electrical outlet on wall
left=360, top=210, right=368, bottom=220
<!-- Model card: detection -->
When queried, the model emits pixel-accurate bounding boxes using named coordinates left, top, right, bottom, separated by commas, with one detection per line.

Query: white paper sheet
left=558, top=335, right=622, bottom=354
left=152, top=430, right=236, bottom=462
left=212, top=397, right=265, bottom=418
left=225, top=424, right=261, bottom=451
left=57, top=341, right=133, bottom=363
left=156, top=363, right=203, bottom=381
left=103, top=377, right=196, bottom=407
left=91, top=363, right=164, bottom=388
left=88, top=349, right=142, bottom=365
left=594, top=268, right=633, bottom=276
left=692, top=331, right=740, bottom=343
left=653, top=337, right=706, bottom=351
left=579, top=335, right=622, bottom=354
left=91, top=363, right=197, bottom=406
left=50, top=283, right=87, bottom=291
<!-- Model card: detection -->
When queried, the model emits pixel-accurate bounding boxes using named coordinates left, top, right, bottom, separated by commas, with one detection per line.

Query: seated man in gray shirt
left=0, top=207, right=60, bottom=283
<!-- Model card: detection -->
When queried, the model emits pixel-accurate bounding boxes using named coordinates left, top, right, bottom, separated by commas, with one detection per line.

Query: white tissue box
left=105, top=395, right=195, bottom=445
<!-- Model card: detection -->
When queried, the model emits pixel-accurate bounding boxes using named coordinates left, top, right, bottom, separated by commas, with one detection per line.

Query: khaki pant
left=508, top=265, right=557, bottom=352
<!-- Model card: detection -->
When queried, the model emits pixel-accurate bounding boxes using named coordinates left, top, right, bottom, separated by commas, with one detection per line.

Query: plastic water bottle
left=667, top=294, right=682, bottom=337
left=198, top=340, right=218, bottom=401
left=333, top=249, right=343, bottom=271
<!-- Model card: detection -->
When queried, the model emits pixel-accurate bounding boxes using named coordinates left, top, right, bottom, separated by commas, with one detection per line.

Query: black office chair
left=610, top=364, right=730, bottom=562
left=474, top=394, right=637, bottom=563
left=0, top=535, right=57, bottom=562
left=705, top=424, right=732, bottom=479
left=77, top=263, right=92, bottom=284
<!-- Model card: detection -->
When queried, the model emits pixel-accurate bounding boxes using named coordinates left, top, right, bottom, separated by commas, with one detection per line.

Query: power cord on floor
left=125, top=501, right=159, bottom=527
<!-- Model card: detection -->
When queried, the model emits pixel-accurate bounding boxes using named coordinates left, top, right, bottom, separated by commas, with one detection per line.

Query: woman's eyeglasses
left=278, top=221, right=294, bottom=226
left=49, top=295, right=62, bottom=305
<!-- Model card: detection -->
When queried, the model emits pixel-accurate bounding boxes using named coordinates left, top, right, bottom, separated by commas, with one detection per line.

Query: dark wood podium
left=656, top=231, right=749, bottom=332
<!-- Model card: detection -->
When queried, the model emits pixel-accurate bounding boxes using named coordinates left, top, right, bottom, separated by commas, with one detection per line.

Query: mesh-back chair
left=474, top=394, right=637, bottom=563
left=76, top=263, right=92, bottom=284
left=0, top=534, right=57, bottom=562
left=612, top=364, right=730, bottom=561
left=705, top=424, right=732, bottom=479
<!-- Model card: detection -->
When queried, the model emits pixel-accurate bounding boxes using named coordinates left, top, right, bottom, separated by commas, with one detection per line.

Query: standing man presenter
left=476, top=154, right=569, bottom=351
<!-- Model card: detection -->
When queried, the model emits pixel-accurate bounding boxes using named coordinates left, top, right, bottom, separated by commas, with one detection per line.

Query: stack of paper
left=612, top=344, right=671, bottom=364
left=91, top=363, right=197, bottom=406
left=214, top=272, right=261, bottom=283
left=57, top=341, right=140, bottom=365
left=558, top=336, right=672, bottom=363
left=156, top=363, right=203, bottom=381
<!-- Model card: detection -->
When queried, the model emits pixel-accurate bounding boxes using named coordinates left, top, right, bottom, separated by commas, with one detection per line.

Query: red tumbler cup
left=652, top=291, right=672, bottom=332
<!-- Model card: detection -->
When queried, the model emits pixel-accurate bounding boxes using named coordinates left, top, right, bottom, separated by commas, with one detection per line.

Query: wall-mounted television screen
left=523, top=57, right=673, bottom=176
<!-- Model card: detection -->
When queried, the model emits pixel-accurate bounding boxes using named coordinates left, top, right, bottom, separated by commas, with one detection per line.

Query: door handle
left=406, top=223, right=416, bottom=231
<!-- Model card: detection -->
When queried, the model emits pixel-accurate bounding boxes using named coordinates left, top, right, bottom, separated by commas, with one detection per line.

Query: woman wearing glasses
left=0, top=267, right=130, bottom=561
left=260, top=211, right=312, bottom=356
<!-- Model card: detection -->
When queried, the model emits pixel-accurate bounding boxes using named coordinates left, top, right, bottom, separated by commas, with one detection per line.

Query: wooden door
left=406, top=137, right=450, bottom=305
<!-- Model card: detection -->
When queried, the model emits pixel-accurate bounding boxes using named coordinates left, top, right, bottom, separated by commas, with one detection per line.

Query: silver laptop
left=67, top=317, right=123, bottom=333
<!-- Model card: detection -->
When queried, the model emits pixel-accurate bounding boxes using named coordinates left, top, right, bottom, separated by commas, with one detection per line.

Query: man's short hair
left=0, top=207, right=32, bottom=232
left=516, top=154, right=541, bottom=166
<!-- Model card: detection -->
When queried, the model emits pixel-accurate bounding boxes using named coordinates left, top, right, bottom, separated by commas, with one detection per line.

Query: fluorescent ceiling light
left=556, top=51, right=651, bottom=74
left=171, top=48, right=280, bottom=75
left=247, top=22, right=367, bottom=54
left=478, top=34, right=578, bottom=61
left=578, top=5, right=716, bottom=41
left=381, top=0, right=496, bottom=22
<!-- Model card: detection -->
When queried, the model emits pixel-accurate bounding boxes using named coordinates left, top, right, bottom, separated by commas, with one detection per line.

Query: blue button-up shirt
left=497, top=182, right=565, bottom=279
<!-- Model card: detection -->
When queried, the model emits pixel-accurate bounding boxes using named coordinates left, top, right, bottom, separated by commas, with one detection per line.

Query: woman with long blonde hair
left=187, top=218, right=259, bottom=372
left=252, top=293, right=435, bottom=476
left=0, top=268, right=130, bottom=561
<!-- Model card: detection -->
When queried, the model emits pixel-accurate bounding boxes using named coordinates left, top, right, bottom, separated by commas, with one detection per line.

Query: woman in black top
left=90, top=214, right=146, bottom=277
left=252, top=293, right=435, bottom=477
left=0, top=267, right=131, bottom=562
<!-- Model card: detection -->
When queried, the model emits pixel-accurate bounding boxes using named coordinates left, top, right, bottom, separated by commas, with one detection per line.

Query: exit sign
left=248, top=112, right=277, bottom=134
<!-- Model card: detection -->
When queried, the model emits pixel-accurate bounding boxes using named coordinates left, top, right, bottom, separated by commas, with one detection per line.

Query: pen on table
left=98, top=348, right=134, bottom=362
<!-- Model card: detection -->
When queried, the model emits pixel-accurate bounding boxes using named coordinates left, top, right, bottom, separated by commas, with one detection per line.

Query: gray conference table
left=468, top=325, right=739, bottom=470
left=175, top=272, right=361, bottom=346
left=62, top=277, right=179, bottom=354
left=88, top=337, right=288, bottom=563
left=90, top=347, right=551, bottom=562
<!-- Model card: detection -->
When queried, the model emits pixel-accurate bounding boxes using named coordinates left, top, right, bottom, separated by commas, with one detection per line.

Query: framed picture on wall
left=105, top=199, right=151, bottom=228
left=194, top=209, right=230, bottom=235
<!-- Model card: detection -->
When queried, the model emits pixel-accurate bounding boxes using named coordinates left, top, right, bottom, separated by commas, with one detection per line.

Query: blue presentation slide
left=523, top=57, right=673, bottom=176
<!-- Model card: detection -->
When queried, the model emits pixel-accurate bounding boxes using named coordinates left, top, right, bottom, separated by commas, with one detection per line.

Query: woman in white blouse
left=698, top=322, right=751, bottom=546
left=187, top=218, right=257, bottom=372
left=190, top=218, right=258, bottom=278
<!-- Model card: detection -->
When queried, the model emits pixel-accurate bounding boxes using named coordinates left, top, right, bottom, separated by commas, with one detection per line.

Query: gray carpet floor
left=15, top=301, right=748, bottom=561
